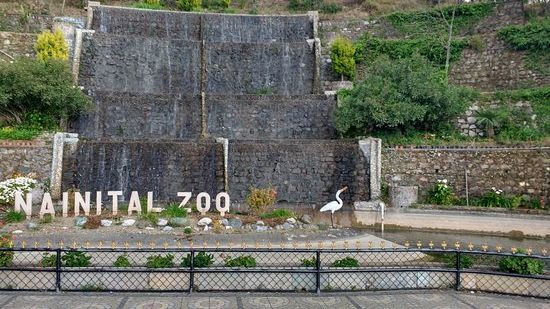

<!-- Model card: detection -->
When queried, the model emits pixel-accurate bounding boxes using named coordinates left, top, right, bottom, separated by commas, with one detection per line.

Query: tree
left=475, top=108, right=508, bottom=138
left=331, top=36, right=356, bottom=80
left=334, top=54, right=473, bottom=136
left=438, top=0, right=464, bottom=82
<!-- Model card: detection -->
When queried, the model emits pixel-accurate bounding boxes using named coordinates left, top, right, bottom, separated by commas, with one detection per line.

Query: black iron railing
left=0, top=247, right=547, bottom=297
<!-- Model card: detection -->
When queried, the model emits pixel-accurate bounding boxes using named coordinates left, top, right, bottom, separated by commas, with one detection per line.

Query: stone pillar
left=313, top=38, right=321, bottom=94
left=359, top=138, right=382, bottom=200
left=216, top=137, right=229, bottom=192
left=307, top=11, right=319, bottom=39
left=50, top=133, right=79, bottom=200
left=86, top=1, right=100, bottom=30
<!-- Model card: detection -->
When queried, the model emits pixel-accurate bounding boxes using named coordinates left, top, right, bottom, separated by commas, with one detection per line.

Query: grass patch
left=0, top=127, right=41, bottom=140
left=161, top=203, right=187, bottom=218
left=260, top=208, right=294, bottom=219
left=4, top=211, right=25, bottom=223
left=39, top=214, right=53, bottom=224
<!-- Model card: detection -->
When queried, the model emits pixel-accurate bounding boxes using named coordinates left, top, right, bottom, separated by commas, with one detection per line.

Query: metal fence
left=0, top=247, right=548, bottom=298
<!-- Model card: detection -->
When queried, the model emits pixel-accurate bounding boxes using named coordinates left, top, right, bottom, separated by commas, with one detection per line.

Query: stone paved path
left=0, top=290, right=547, bottom=309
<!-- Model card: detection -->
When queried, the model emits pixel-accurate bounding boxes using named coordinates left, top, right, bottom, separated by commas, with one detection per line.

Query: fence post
left=455, top=250, right=461, bottom=291
left=316, top=250, right=321, bottom=294
left=55, top=248, right=62, bottom=292
left=188, top=250, right=195, bottom=294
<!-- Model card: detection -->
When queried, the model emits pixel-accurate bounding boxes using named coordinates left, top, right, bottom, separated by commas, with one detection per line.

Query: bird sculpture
left=320, top=186, right=348, bottom=228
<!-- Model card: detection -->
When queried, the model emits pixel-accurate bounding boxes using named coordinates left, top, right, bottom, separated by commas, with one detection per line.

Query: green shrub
left=320, top=3, right=342, bottom=14
left=181, top=252, right=214, bottom=268
left=132, top=1, right=165, bottom=10
left=335, top=55, right=472, bottom=137
left=39, top=214, right=53, bottom=224
left=246, top=187, right=277, bottom=215
left=0, top=58, right=90, bottom=127
left=176, top=0, right=201, bottom=11
left=184, top=226, right=193, bottom=234
left=426, top=179, right=455, bottom=205
left=331, top=36, right=356, bottom=79
left=499, top=249, right=545, bottom=275
left=288, top=0, right=323, bottom=11
left=332, top=257, right=359, bottom=267
left=260, top=208, right=294, bottom=219
left=145, top=254, right=175, bottom=268
left=0, top=235, right=13, bottom=267
left=301, top=257, right=316, bottom=267
left=40, top=253, right=57, bottom=267
left=113, top=254, right=132, bottom=267
left=4, top=211, right=25, bottom=223
left=430, top=253, right=473, bottom=269
left=35, top=30, right=69, bottom=61
left=224, top=255, right=257, bottom=267
left=161, top=203, right=188, bottom=218
left=479, top=189, right=521, bottom=209
left=62, top=251, right=92, bottom=267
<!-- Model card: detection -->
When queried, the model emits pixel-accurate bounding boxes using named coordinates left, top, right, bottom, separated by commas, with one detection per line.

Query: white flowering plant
left=0, top=177, right=37, bottom=206
left=426, top=179, right=455, bottom=205
left=480, top=187, right=521, bottom=208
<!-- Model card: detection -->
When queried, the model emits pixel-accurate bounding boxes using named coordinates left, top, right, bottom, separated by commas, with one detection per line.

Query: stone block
left=390, top=186, right=418, bottom=209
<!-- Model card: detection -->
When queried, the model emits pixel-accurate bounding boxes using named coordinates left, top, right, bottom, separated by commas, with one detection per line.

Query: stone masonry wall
left=228, top=140, right=369, bottom=203
left=382, top=146, right=550, bottom=201
left=62, top=139, right=225, bottom=201
left=0, top=32, right=37, bottom=61
left=206, top=95, right=337, bottom=140
left=0, top=136, right=53, bottom=182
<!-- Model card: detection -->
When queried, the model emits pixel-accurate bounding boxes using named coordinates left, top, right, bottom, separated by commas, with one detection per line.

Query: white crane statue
left=319, top=186, right=348, bottom=228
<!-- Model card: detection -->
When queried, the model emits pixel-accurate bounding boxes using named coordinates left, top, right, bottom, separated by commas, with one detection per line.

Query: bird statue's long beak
left=341, top=186, right=348, bottom=191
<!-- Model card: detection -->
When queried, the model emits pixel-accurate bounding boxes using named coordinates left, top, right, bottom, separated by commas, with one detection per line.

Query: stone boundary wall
left=0, top=32, right=37, bottom=61
left=228, top=140, right=370, bottom=204
left=61, top=139, right=225, bottom=201
left=0, top=136, right=53, bottom=182
left=382, top=146, right=550, bottom=201
left=206, top=95, right=337, bottom=140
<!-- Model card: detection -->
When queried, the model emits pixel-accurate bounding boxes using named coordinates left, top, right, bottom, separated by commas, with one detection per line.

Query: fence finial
left=441, top=241, right=447, bottom=250
left=468, top=242, right=474, bottom=251
left=416, top=241, right=422, bottom=249
left=482, top=243, right=488, bottom=252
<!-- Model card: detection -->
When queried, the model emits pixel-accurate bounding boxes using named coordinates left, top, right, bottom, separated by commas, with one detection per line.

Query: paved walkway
left=0, top=291, right=547, bottom=309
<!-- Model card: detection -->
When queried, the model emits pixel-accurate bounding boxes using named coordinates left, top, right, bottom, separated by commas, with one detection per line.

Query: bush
left=0, top=58, right=90, bottom=127
left=479, top=188, right=521, bottom=208
left=260, top=208, right=294, bottom=219
left=3, top=211, right=26, bottom=223
left=62, top=251, right=92, bottom=267
left=288, top=0, right=323, bottom=11
left=331, top=36, right=355, bottom=79
left=301, top=257, right=316, bottom=267
left=224, top=255, right=256, bottom=267
left=0, top=177, right=37, bottom=205
left=184, top=226, right=193, bottom=234
left=499, top=249, right=545, bottom=275
left=0, top=235, right=14, bottom=267
left=161, top=204, right=187, bottom=218
left=430, top=253, right=473, bottom=269
left=35, top=30, right=68, bottom=61
left=146, top=254, right=175, bottom=268
left=40, top=253, right=57, bottom=267
left=332, top=257, right=359, bottom=267
left=246, top=187, right=277, bottom=215
left=181, top=252, right=214, bottom=268
left=426, top=179, right=455, bottom=205
left=176, top=0, right=201, bottom=11
left=113, top=254, right=132, bottom=267
left=335, top=55, right=472, bottom=137
left=320, top=3, right=342, bottom=14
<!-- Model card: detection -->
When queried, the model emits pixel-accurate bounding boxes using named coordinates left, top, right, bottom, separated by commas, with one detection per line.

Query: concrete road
left=0, top=290, right=547, bottom=309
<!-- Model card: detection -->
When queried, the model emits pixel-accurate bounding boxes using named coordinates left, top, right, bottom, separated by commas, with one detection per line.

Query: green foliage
left=184, top=226, right=193, bottom=234
left=224, top=255, right=257, bottom=267
left=426, top=180, right=455, bottom=205
left=320, top=3, right=342, bottom=14
left=260, top=208, right=294, bottom=219
left=132, top=0, right=165, bottom=10
left=468, top=35, right=484, bottom=51
left=499, top=249, right=545, bottom=275
left=0, top=127, right=40, bottom=140
left=335, top=55, right=472, bottom=137
left=430, top=253, right=474, bottom=269
left=246, top=187, right=277, bottom=215
left=4, top=211, right=25, bottom=223
left=386, top=3, right=495, bottom=38
left=176, top=0, right=202, bottom=11
left=288, top=0, right=323, bottom=11
left=146, top=254, right=175, bottom=268
left=113, top=254, right=132, bottom=267
left=39, top=214, right=53, bottom=224
left=0, top=58, right=90, bottom=129
left=35, top=30, right=69, bottom=61
left=161, top=204, right=188, bottom=218
left=475, top=108, right=509, bottom=138
left=498, top=18, right=550, bottom=75
left=479, top=189, right=521, bottom=209
left=354, top=34, right=468, bottom=68
left=0, top=235, right=13, bottom=267
left=301, top=256, right=316, bottom=267
left=62, top=251, right=92, bottom=267
left=201, top=0, right=231, bottom=9
left=182, top=252, right=214, bottom=268
left=331, top=257, right=360, bottom=267
left=40, top=253, right=57, bottom=267
left=331, top=36, right=356, bottom=78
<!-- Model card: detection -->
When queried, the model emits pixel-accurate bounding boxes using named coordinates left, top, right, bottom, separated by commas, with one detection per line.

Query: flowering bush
left=246, top=187, right=277, bottom=215
left=0, top=177, right=37, bottom=205
left=480, top=188, right=521, bottom=208
left=426, top=179, right=455, bottom=205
